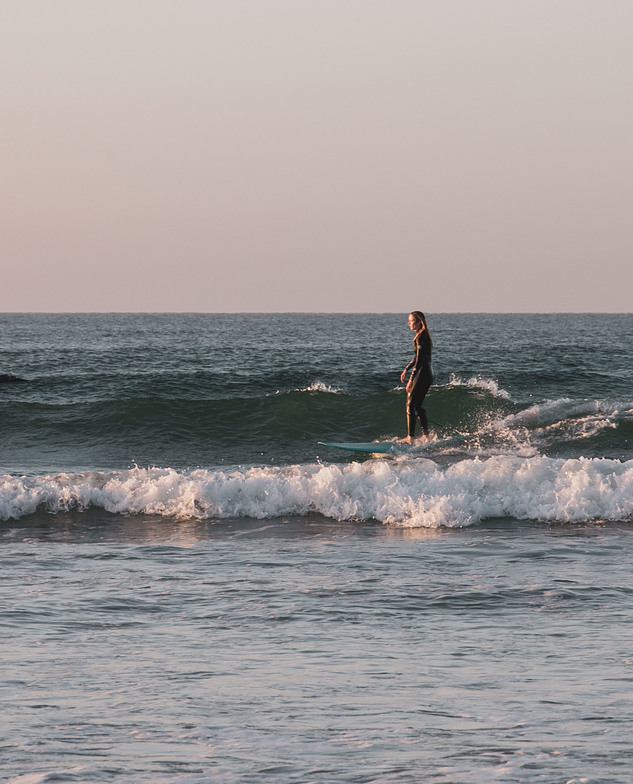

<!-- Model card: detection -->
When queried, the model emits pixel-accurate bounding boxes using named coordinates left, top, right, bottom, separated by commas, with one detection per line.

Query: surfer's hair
left=410, top=311, right=432, bottom=348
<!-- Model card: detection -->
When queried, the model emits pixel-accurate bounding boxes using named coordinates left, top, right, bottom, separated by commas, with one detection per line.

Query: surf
left=3, top=456, right=633, bottom=528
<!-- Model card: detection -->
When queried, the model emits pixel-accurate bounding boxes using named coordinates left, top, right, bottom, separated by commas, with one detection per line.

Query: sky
left=2, top=0, right=632, bottom=312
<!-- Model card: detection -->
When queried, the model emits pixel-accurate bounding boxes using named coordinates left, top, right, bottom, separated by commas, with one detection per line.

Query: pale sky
left=2, top=0, right=632, bottom=312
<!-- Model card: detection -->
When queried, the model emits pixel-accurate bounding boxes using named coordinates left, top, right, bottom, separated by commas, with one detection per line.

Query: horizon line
left=1, top=310, right=632, bottom=316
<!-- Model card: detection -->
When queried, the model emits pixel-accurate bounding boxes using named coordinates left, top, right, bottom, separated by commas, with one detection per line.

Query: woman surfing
left=398, top=311, right=434, bottom=443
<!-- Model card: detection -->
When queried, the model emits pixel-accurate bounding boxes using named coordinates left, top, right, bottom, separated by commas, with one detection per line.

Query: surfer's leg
left=410, top=399, right=429, bottom=436
left=406, top=397, right=417, bottom=438
left=410, top=376, right=432, bottom=437
left=418, top=407, right=429, bottom=436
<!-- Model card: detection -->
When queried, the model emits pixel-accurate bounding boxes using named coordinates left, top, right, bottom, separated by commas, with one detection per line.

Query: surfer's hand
left=400, top=370, right=407, bottom=384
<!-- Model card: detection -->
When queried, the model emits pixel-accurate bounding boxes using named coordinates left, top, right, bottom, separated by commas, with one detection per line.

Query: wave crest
left=3, top=457, right=632, bottom=528
left=447, top=373, right=511, bottom=399
left=268, top=380, right=343, bottom=396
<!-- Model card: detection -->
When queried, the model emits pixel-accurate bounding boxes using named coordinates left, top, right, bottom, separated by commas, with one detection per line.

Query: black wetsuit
left=403, top=330, right=433, bottom=437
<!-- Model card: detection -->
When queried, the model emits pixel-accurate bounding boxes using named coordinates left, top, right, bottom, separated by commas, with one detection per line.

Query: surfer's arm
left=407, top=362, right=421, bottom=391
left=400, top=359, right=414, bottom=383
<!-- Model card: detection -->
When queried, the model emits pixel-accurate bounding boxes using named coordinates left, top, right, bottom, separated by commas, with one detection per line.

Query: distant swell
left=2, top=457, right=632, bottom=528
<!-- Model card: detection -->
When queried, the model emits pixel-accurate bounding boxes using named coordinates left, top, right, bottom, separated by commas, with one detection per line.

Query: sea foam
left=2, top=456, right=632, bottom=528
left=447, top=373, right=511, bottom=399
left=268, top=380, right=343, bottom=396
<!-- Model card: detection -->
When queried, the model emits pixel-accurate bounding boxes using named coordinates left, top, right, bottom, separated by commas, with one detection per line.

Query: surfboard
left=317, top=433, right=469, bottom=455
left=318, top=440, right=411, bottom=454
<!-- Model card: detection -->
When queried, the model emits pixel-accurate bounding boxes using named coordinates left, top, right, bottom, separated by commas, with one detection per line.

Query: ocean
left=1, top=312, right=632, bottom=783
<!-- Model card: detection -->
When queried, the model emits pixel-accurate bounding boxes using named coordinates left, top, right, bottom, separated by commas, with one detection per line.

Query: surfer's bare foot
left=396, top=436, right=412, bottom=444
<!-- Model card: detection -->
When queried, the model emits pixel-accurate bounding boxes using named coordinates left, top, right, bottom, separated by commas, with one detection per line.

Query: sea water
left=1, top=313, right=632, bottom=783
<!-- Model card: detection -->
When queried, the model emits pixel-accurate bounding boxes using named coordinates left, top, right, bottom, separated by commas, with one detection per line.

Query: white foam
left=2, top=456, right=632, bottom=528
left=492, top=398, right=627, bottom=446
left=301, top=380, right=342, bottom=394
left=269, top=380, right=343, bottom=395
left=447, top=374, right=511, bottom=399
left=503, top=398, right=584, bottom=427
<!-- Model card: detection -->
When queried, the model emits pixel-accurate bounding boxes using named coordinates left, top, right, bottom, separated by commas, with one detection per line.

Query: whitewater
left=3, top=455, right=633, bottom=527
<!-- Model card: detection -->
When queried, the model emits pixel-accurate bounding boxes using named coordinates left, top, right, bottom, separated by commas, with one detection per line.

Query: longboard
left=318, top=434, right=468, bottom=455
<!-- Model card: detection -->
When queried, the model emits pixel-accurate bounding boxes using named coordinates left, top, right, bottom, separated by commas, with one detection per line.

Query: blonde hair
left=410, top=311, right=433, bottom=348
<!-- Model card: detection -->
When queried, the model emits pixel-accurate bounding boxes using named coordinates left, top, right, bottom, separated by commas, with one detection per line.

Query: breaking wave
left=446, top=373, right=511, bottom=400
left=2, top=456, right=632, bottom=528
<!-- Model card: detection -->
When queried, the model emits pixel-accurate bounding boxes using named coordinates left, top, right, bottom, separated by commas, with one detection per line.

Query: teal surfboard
left=317, top=440, right=411, bottom=454
left=317, top=434, right=468, bottom=455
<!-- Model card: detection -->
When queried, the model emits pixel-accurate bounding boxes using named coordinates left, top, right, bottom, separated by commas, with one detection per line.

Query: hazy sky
left=3, top=1, right=632, bottom=312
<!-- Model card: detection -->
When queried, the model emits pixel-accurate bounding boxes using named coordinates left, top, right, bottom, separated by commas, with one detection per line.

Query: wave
left=269, top=380, right=344, bottom=395
left=2, top=376, right=632, bottom=470
left=485, top=398, right=633, bottom=451
left=3, top=456, right=632, bottom=528
left=446, top=373, right=511, bottom=400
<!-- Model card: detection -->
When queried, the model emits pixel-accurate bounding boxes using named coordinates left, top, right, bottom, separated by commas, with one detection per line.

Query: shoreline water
left=4, top=513, right=633, bottom=783
left=5, top=507, right=633, bottom=542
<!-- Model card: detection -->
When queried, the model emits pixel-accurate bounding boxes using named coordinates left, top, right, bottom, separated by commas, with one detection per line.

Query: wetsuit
left=403, top=330, right=433, bottom=437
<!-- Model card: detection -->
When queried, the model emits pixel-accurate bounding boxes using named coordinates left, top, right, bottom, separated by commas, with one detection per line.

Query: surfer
left=398, top=311, right=433, bottom=443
